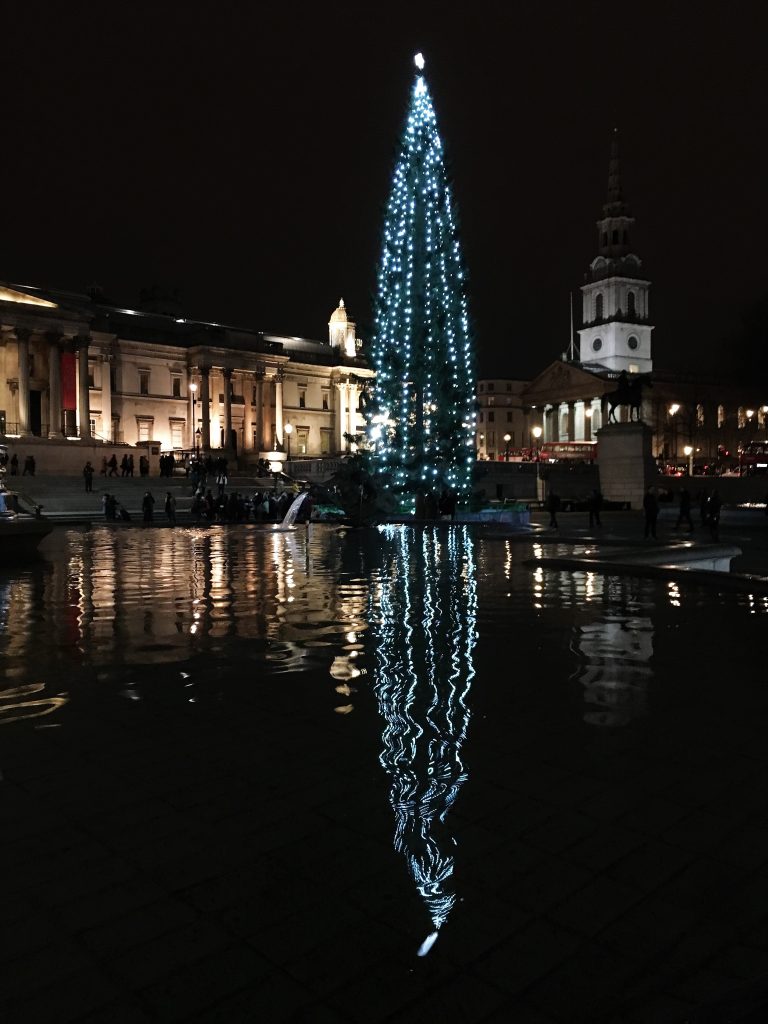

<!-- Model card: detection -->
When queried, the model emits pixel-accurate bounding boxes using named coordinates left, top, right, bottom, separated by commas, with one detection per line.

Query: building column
left=337, top=382, right=347, bottom=452
left=100, top=352, right=112, bottom=442
left=541, top=404, right=551, bottom=442
left=223, top=368, right=233, bottom=450
left=200, top=367, right=211, bottom=451
left=16, top=328, right=31, bottom=436
left=255, top=369, right=265, bottom=451
left=243, top=373, right=253, bottom=452
left=566, top=402, right=575, bottom=441
left=348, top=383, right=359, bottom=441
left=274, top=371, right=284, bottom=446
left=47, top=332, right=62, bottom=437
left=76, top=336, right=91, bottom=439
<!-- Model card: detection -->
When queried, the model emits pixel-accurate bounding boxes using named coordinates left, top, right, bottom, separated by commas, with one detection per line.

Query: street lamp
left=189, top=381, right=198, bottom=453
left=669, top=404, right=680, bottom=464
left=684, top=444, right=693, bottom=477
left=267, top=443, right=285, bottom=492
left=284, top=422, right=293, bottom=463
left=532, top=425, right=542, bottom=459
left=504, top=433, right=511, bottom=462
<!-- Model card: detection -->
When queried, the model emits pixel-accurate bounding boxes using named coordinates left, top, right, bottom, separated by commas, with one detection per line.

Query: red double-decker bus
left=539, top=441, right=598, bottom=462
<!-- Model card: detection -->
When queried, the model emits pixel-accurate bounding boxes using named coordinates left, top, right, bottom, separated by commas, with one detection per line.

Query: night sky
left=3, top=3, right=767, bottom=379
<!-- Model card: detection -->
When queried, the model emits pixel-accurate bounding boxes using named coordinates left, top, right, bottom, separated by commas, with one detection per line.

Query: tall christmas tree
left=368, top=54, right=476, bottom=498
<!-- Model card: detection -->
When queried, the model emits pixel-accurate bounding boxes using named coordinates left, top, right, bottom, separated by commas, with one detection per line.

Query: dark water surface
left=2, top=524, right=768, bottom=1022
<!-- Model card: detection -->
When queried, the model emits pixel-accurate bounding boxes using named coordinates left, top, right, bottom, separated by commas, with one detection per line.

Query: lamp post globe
left=503, top=433, right=511, bottom=462
left=284, top=422, right=293, bottom=463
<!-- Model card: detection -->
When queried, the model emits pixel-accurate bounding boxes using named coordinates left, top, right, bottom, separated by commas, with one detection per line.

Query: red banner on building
left=61, top=351, right=76, bottom=410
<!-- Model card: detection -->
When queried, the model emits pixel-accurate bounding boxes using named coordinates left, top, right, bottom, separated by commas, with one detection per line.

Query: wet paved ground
left=2, top=521, right=768, bottom=1022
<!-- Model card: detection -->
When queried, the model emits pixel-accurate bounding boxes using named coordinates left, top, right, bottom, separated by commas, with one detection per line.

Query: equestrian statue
left=606, top=370, right=651, bottom=424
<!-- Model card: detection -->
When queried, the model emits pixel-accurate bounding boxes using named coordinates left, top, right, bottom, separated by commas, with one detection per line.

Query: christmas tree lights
left=369, top=53, right=477, bottom=498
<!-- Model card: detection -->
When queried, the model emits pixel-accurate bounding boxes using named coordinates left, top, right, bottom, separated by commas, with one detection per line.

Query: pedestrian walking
left=164, top=491, right=176, bottom=525
left=675, top=487, right=694, bottom=532
left=83, top=461, right=94, bottom=493
left=142, top=490, right=155, bottom=524
left=107, top=454, right=119, bottom=477
left=707, top=489, right=722, bottom=541
left=643, top=486, right=659, bottom=539
left=546, top=490, right=561, bottom=529
left=588, top=489, right=603, bottom=529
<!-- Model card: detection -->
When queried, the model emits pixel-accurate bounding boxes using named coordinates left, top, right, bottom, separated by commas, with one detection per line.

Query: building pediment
left=0, top=284, right=58, bottom=309
left=522, top=360, right=608, bottom=405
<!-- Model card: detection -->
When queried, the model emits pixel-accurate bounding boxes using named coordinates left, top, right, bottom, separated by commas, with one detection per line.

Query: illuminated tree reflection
left=372, top=525, right=477, bottom=954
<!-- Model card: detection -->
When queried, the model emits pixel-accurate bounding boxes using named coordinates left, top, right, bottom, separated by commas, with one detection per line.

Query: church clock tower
left=578, top=131, right=653, bottom=374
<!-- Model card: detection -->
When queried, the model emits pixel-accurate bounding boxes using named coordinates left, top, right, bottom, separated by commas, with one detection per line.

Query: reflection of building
left=372, top=526, right=477, bottom=953
left=0, top=285, right=373, bottom=462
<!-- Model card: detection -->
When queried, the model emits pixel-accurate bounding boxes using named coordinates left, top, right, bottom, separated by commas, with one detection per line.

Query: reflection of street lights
left=284, top=422, right=293, bottom=463
left=478, top=433, right=484, bottom=458
left=503, top=433, right=511, bottom=461
left=684, top=444, right=693, bottom=476
left=189, top=381, right=198, bottom=452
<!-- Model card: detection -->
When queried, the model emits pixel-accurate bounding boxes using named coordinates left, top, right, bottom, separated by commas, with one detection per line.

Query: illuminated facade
left=0, top=284, right=373, bottom=461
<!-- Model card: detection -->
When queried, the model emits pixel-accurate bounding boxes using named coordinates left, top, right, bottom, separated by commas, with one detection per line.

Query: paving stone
left=624, top=993, right=696, bottom=1022
left=522, top=810, right=598, bottom=854
left=3, top=970, right=119, bottom=1024
left=50, top=876, right=169, bottom=934
left=506, top=856, right=592, bottom=912
left=473, top=919, right=583, bottom=995
left=137, top=944, right=272, bottom=1022
left=0, top=940, right=93, bottom=1003
left=608, top=839, right=692, bottom=893
left=79, top=897, right=199, bottom=954
left=548, top=875, right=643, bottom=937
left=106, top=920, right=233, bottom=988
left=382, top=970, right=508, bottom=1023
left=618, top=797, right=692, bottom=837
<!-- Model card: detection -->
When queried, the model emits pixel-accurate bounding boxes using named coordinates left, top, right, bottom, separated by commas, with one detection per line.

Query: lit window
left=738, top=406, right=746, bottom=428
left=718, top=404, right=725, bottom=428
left=137, top=417, right=153, bottom=441
left=297, top=427, right=309, bottom=455
left=696, top=404, right=705, bottom=426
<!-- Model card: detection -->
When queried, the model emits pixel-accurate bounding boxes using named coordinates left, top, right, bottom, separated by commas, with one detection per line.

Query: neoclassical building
left=0, top=285, right=374, bottom=464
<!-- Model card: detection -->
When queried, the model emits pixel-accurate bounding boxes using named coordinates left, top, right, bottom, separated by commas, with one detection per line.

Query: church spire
left=604, top=129, right=628, bottom=216
left=595, top=129, right=634, bottom=259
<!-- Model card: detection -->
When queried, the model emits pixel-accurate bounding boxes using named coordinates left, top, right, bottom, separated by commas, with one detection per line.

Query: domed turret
left=328, top=298, right=358, bottom=357
left=329, top=298, right=348, bottom=325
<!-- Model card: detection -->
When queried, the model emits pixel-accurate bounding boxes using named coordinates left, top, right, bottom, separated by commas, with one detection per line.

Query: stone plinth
left=597, top=423, right=656, bottom=509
